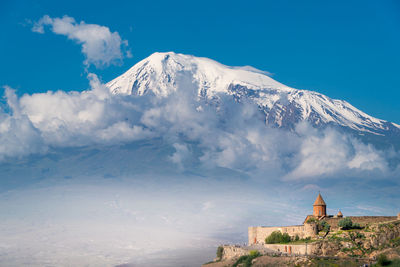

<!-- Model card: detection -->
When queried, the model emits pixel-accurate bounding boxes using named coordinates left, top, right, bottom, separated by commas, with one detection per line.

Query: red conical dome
left=313, top=193, right=326, bottom=206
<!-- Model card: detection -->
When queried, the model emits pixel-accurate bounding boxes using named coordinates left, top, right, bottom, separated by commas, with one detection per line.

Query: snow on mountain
left=107, top=52, right=400, bottom=135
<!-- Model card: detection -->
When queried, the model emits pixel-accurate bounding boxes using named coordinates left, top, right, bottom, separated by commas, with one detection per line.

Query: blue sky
left=1, top=0, right=400, bottom=123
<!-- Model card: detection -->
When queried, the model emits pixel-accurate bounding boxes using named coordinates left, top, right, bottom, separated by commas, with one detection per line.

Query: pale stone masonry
left=248, top=224, right=317, bottom=245
left=323, top=216, right=397, bottom=230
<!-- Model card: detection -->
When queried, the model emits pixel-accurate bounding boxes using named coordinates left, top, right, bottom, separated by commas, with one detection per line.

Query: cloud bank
left=0, top=72, right=395, bottom=180
left=32, top=15, right=131, bottom=67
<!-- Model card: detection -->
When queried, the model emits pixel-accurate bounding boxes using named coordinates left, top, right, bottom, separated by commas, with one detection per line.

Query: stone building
left=248, top=193, right=398, bottom=245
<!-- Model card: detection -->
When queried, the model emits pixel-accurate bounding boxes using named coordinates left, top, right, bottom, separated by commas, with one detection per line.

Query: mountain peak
left=106, top=51, right=290, bottom=96
left=106, top=52, right=400, bottom=136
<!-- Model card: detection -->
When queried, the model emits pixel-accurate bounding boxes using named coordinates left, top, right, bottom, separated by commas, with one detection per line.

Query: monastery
left=249, top=193, right=399, bottom=245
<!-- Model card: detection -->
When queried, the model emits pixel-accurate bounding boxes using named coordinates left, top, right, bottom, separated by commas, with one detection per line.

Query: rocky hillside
left=204, top=219, right=400, bottom=267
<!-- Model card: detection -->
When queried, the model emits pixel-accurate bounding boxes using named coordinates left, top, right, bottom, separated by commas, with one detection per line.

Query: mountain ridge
left=106, top=52, right=400, bottom=137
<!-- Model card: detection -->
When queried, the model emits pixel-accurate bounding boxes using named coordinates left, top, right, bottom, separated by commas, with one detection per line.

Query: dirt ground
left=202, top=255, right=374, bottom=267
left=202, top=256, right=294, bottom=267
left=202, top=258, right=236, bottom=267
left=250, top=255, right=295, bottom=266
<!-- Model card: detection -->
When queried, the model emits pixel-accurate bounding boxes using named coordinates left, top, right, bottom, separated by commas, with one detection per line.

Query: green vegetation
left=232, top=251, right=260, bottom=267
left=306, top=217, right=331, bottom=233
left=249, top=250, right=260, bottom=257
left=341, top=247, right=352, bottom=253
left=390, top=237, right=400, bottom=247
left=338, top=218, right=353, bottom=229
left=338, top=218, right=362, bottom=230
left=264, top=231, right=313, bottom=244
left=364, top=224, right=373, bottom=232
left=216, top=246, right=223, bottom=260
left=376, top=254, right=391, bottom=266
left=327, top=232, right=351, bottom=242
left=320, top=221, right=331, bottom=232
left=340, top=231, right=367, bottom=256
left=295, top=234, right=300, bottom=241
left=265, top=231, right=291, bottom=244
left=373, top=259, right=400, bottom=267
left=306, top=217, right=318, bottom=224
left=289, top=236, right=313, bottom=244
left=348, top=231, right=365, bottom=240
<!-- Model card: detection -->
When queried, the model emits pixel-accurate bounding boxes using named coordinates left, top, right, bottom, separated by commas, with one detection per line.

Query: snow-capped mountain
left=107, top=52, right=400, bottom=136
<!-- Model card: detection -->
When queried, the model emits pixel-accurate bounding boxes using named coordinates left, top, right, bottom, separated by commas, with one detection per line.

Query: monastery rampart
left=263, top=243, right=314, bottom=256
left=221, top=242, right=325, bottom=259
left=221, top=243, right=316, bottom=260
left=323, top=216, right=397, bottom=230
left=248, top=223, right=317, bottom=245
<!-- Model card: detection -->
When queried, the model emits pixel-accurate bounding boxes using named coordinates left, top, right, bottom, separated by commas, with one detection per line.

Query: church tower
left=313, top=193, right=327, bottom=218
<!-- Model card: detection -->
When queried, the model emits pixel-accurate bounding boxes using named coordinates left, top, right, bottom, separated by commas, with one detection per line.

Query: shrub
left=377, top=254, right=391, bottom=266
left=216, top=246, right=223, bottom=260
left=232, top=251, right=261, bottom=267
left=295, top=235, right=300, bottom=241
left=341, top=247, right=352, bottom=253
left=306, top=217, right=318, bottom=224
left=320, top=221, right=331, bottom=232
left=338, top=218, right=353, bottom=230
left=390, top=237, right=400, bottom=246
left=265, top=231, right=281, bottom=244
left=282, top=233, right=291, bottom=243
left=249, top=250, right=260, bottom=257
left=338, top=218, right=364, bottom=230
left=355, top=232, right=365, bottom=239
left=265, top=231, right=290, bottom=244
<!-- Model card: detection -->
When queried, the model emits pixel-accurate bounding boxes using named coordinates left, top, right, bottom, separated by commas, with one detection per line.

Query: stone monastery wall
left=323, top=216, right=397, bottom=230
left=248, top=223, right=317, bottom=245
left=220, top=245, right=248, bottom=260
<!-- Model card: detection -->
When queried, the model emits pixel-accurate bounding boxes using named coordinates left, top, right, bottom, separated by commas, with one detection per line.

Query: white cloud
left=97, top=122, right=153, bottom=143
left=169, top=143, right=191, bottom=170
left=32, top=15, right=130, bottom=67
left=16, top=74, right=154, bottom=147
left=0, top=75, right=395, bottom=179
left=347, top=141, right=387, bottom=170
left=0, top=87, right=47, bottom=160
left=284, top=123, right=388, bottom=180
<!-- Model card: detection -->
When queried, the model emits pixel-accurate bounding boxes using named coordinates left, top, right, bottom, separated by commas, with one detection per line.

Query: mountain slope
left=106, top=52, right=400, bottom=136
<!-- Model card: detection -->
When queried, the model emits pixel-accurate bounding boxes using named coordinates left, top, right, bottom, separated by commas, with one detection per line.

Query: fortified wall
left=248, top=223, right=317, bottom=245
left=220, top=245, right=248, bottom=260
left=221, top=243, right=317, bottom=259
left=323, top=216, right=397, bottom=230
